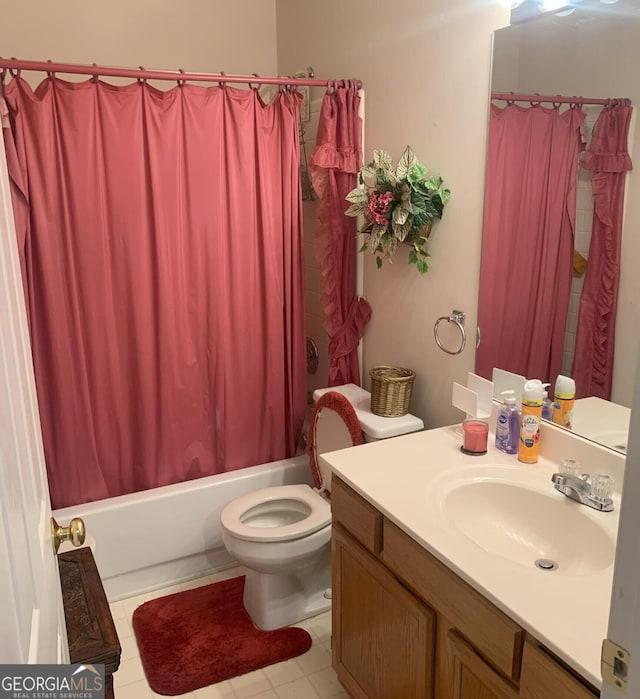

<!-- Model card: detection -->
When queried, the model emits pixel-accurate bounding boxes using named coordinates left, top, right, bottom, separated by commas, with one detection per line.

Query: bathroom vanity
left=322, top=423, right=624, bottom=699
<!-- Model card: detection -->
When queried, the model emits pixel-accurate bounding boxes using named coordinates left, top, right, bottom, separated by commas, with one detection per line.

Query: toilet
left=220, top=383, right=423, bottom=630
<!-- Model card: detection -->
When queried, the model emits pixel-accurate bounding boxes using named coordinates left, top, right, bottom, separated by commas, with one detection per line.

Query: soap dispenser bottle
left=552, top=375, right=575, bottom=430
left=495, top=390, right=519, bottom=455
left=518, top=379, right=543, bottom=464
left=542, top=383, right=553, bottom=421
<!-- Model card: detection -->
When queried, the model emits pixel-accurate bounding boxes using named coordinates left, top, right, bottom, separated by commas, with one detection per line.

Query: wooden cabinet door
left=332, top=523, right=436, bottom=699
left=520, top=640, right=599, bottom=699
left=447, top=630, right=519, bottom=699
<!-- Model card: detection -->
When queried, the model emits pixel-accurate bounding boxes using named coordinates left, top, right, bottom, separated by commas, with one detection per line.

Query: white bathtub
left=53, top=455, right=313, bottom=601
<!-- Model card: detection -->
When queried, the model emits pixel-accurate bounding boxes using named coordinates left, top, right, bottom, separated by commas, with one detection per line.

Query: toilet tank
left=312, top=383, right=424, bottom=442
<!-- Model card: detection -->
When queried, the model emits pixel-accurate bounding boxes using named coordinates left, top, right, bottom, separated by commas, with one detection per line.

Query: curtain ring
left=434, top=310, right=467, bottom=356
left=248, top=73, right=260, bottom=90
left=137, top=66, right=147, bottom=85
left=90, top=63, right=99, bottom=84
left=177, top=68, right=186, bottom=87
left=552, top=101, right=561, bottom=109
left=8, top=57, right=20, bottom=78
left=218, top=71, right=226, bottom=88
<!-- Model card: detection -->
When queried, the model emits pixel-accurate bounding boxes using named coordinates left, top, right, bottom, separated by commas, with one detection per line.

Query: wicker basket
left=369, top=366, right=415, bottom=417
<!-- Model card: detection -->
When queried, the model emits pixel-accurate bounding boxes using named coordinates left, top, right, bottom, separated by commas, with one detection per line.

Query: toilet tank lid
left=312, top=383, right=424, bottom=439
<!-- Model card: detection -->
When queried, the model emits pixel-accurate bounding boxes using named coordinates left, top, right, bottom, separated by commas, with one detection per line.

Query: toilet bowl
left=220, top=383, right=423, bottom=630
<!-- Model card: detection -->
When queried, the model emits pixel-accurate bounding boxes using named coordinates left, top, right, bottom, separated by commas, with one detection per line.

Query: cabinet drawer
left=382, top=519, right=524, bottom=682
left=520, top=640, right=599, bottom=699
left=331, top=476, right=382, bottom=554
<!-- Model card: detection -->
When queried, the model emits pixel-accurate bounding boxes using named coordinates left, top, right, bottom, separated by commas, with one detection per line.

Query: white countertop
left=321, top=422, right=624, bottom=689
left=573, top=396, right=630, bottom=453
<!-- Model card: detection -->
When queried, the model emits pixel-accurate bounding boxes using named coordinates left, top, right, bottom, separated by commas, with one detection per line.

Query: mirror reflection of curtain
left=572, top=102, right=633, bottom=400
left=476, top=103, right=586, bottom=384
left=310, top=85, right=371, bottom=387
left=3, top=76, right=307, bottom=508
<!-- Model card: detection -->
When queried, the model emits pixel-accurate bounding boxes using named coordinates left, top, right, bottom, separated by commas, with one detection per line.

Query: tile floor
left=109, top=567, right=349, bottom=699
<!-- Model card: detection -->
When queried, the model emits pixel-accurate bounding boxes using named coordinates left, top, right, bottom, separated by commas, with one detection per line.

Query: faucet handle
left=591, top=474, right=614, bottom=502
left=559, top=459, right=581, bottom=477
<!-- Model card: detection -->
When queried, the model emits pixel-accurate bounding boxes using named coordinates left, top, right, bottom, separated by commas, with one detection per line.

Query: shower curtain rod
left=491, top=91, right=630, bottom=107
left=0, top=57, right=362, bottom=89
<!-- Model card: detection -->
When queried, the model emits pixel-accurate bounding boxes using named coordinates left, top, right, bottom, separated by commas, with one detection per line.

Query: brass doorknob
left=51, top=516, right=86, bottom=553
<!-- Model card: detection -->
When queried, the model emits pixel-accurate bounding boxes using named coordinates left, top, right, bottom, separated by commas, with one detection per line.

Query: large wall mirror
left=479, top=0, right=640, bottom=453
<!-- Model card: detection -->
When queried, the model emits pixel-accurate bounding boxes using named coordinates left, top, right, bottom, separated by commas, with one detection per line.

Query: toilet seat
left=307, top=390, right=364, bottom=495
left=220, top=484, right=330, bottom=543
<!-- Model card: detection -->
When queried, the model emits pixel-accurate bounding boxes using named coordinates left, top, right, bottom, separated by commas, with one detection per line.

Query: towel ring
left=434, top=310, right=466, bottom=355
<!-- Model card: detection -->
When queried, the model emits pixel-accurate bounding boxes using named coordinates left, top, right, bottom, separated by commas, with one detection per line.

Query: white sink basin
left=443, top=480, right=615, bottom=575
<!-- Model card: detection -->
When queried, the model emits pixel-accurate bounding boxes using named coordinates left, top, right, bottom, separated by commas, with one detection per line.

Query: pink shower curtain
left=476, top=103, right=586, bottom=384
left=310, top=84, right=371, bottom=387
left=572, top=102, right=633, bottom=399
left=4, top=76, right=306, bottom=508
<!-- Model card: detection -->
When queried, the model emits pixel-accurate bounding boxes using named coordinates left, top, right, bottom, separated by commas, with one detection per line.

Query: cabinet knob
left=51, top=516, right=86, bottom=553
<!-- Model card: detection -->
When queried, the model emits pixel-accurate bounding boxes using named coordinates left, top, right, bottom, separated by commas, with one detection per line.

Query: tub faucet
left=551, top=472, right=614, bottom=512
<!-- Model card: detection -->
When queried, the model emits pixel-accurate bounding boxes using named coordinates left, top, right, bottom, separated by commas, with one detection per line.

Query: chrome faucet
left=551, top=472, right=614, bottom=512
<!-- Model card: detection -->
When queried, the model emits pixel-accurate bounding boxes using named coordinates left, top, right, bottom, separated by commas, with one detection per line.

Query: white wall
left=0, top=0, right=277, bottom=76
left=276, top=0, right=511, bottom=428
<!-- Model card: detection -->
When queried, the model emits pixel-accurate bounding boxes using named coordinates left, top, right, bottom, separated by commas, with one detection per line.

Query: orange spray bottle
left=518, top=379, right=543, bottom=464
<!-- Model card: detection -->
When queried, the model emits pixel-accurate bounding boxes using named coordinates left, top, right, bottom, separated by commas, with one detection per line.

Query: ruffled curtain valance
left=310, top=142, right=360, bottom=175
left=310, top=85, right=371, bottom=387
left=572, top=102, right=633, bottom=399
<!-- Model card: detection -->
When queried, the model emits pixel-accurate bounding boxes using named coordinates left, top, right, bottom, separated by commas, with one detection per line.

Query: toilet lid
left=307, top=391, right=363, bottom=496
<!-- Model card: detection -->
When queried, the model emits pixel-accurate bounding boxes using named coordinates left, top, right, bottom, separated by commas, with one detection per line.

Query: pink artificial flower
left=367, top=191, right=394, bottom=226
